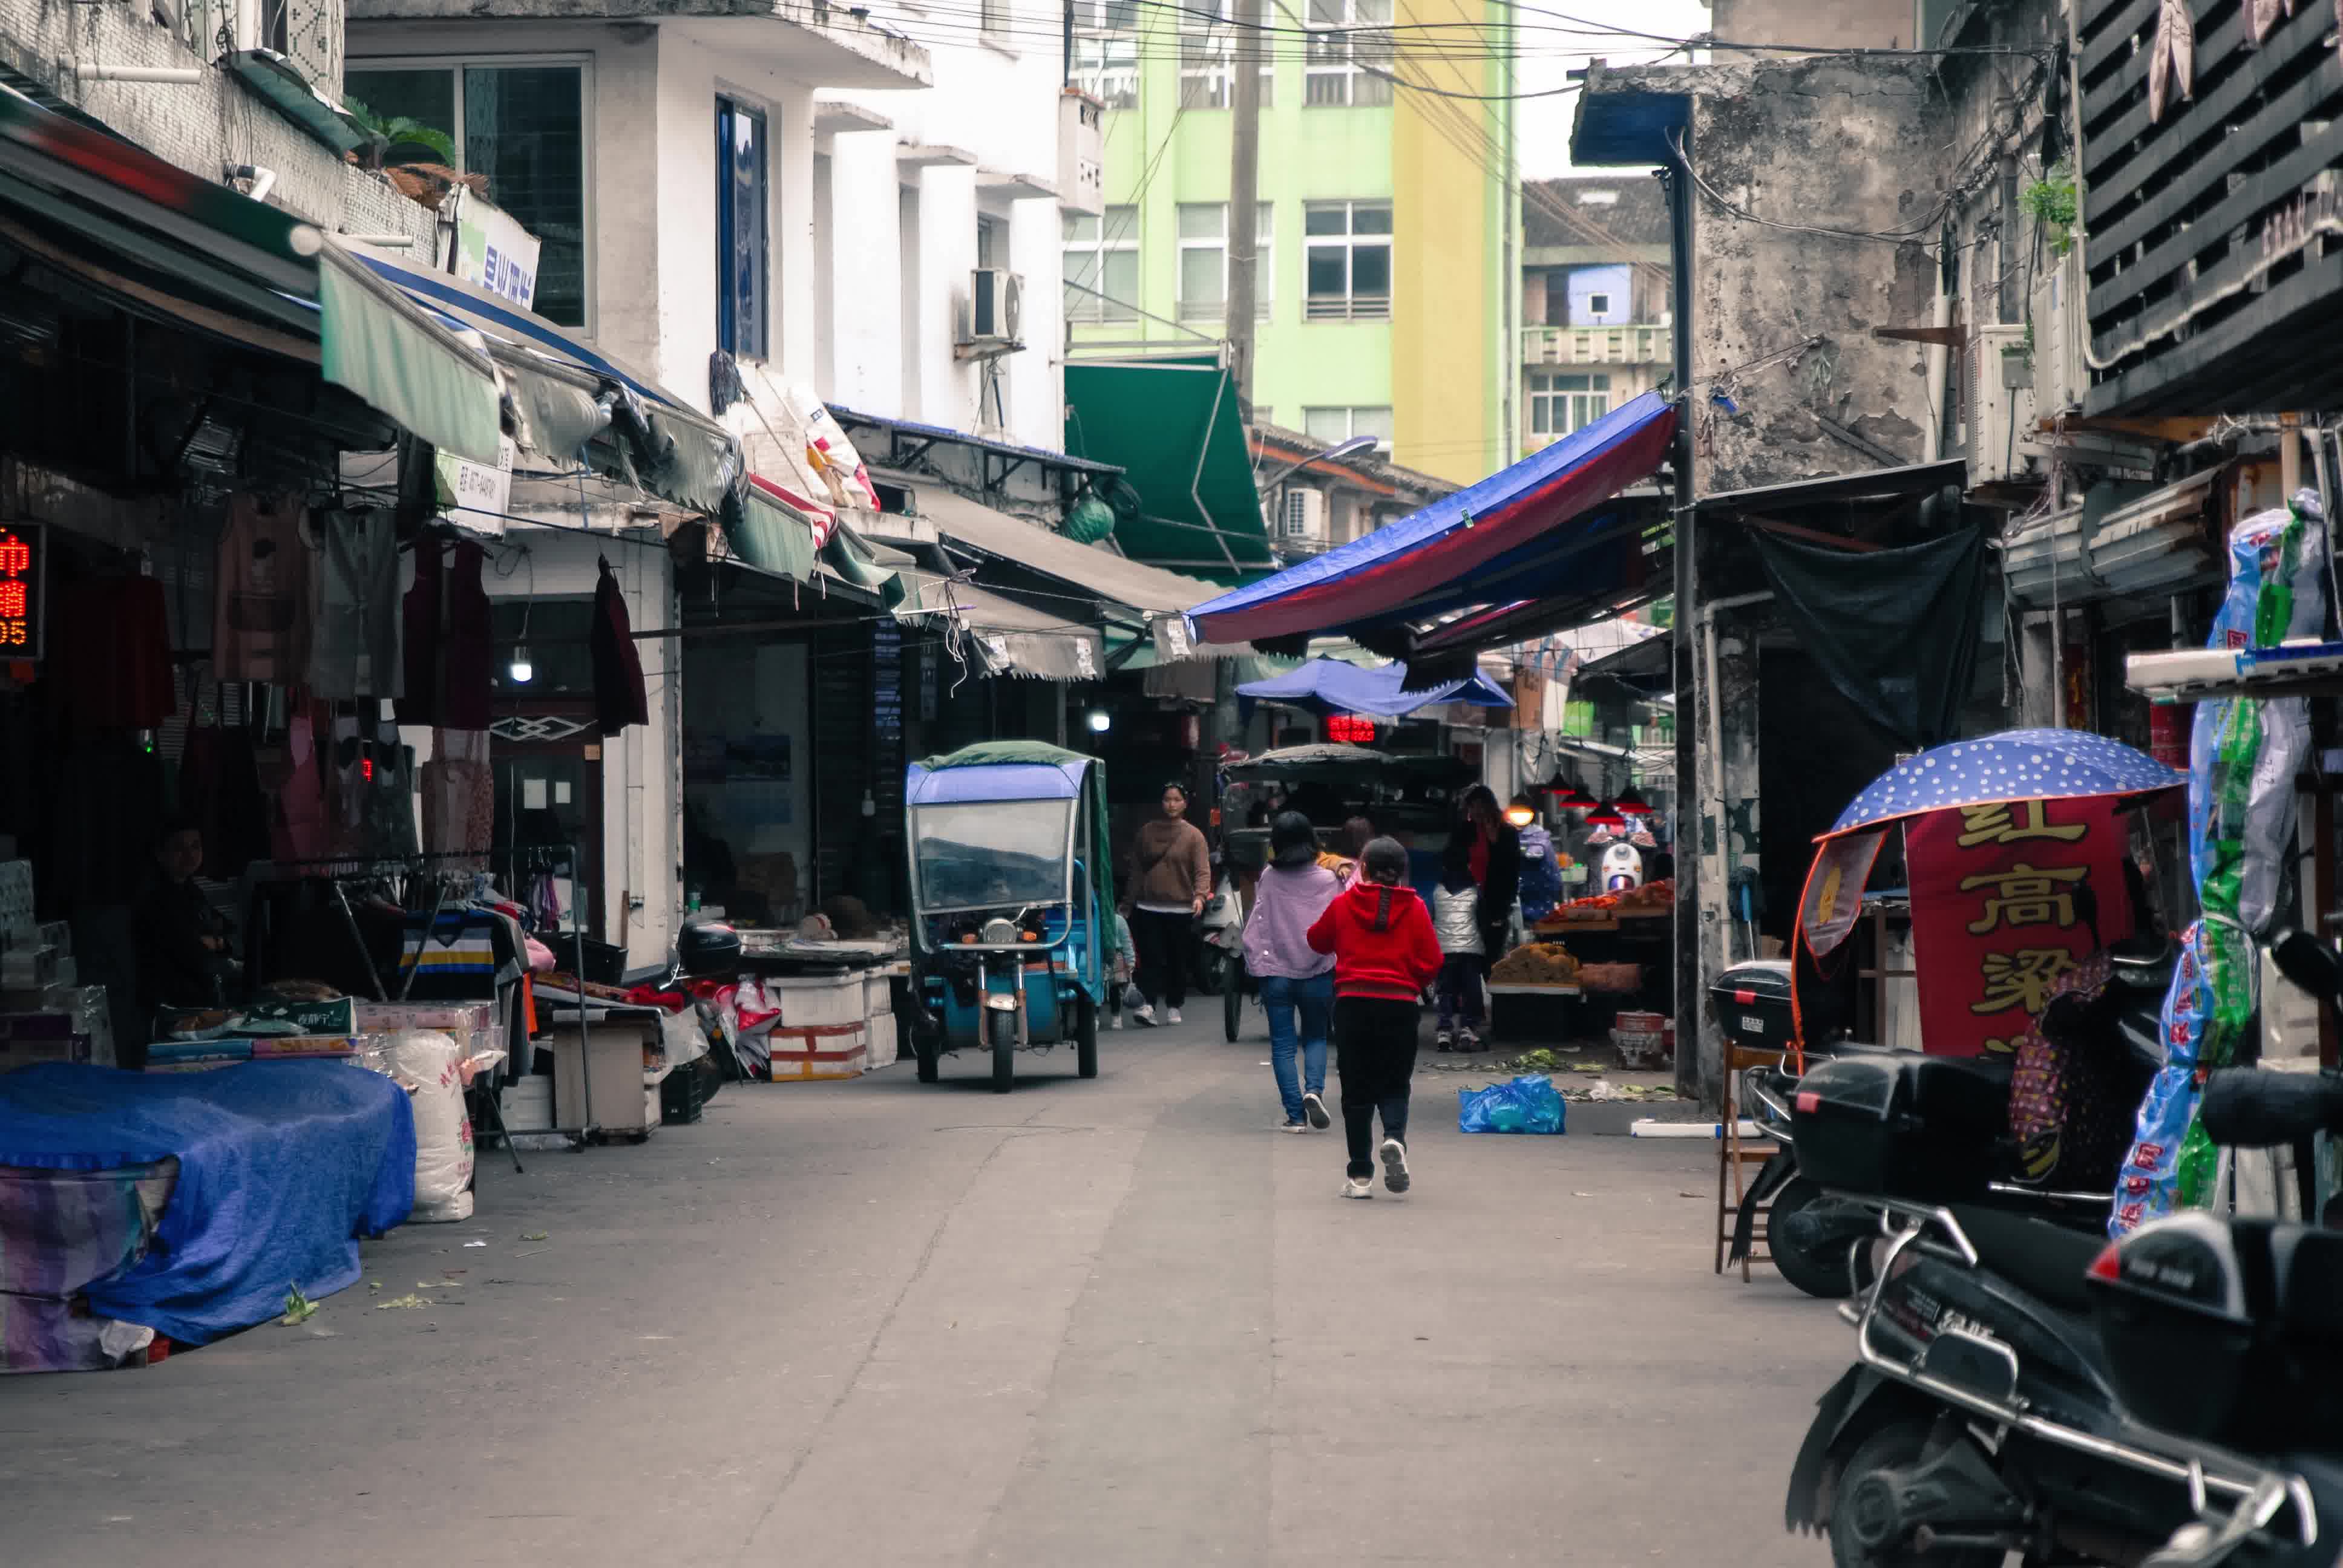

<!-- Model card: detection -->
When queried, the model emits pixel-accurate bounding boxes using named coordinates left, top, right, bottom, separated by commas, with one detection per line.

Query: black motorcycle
left=1784, top=929, right=2343, bottom=1567
left=1737, top=942, right=2171, bottom=1299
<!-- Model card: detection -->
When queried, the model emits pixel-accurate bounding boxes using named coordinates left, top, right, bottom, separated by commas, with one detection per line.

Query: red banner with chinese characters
left=1908, top=797, right=2134, bottom=1059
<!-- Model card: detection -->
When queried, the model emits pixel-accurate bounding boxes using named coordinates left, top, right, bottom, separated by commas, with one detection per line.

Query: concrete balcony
left=1521, top=322, right=1669, bottom=368
left=347, top=0, right=932, bottom=88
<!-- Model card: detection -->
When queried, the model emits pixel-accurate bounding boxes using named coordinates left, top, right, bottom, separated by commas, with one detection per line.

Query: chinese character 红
left=1972, top=947, right=2079, bottom=1016
left=1960, top=862, right=2089, bottom=934
left=1956, top=800, right=2088, bottom=849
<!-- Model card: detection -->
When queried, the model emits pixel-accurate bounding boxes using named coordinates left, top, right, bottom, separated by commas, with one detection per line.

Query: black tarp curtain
left=1748, top=526, right=1988, bottom=752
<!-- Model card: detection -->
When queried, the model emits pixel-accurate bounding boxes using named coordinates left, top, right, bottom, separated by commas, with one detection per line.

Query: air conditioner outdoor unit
left=1970, top=323, right=2039, bottom=486
left=1281, top=488, right=1327, bottom=540
left=963, top=269, right=1024, bottom=346
left=2030, top=251, right=2089, bottom=416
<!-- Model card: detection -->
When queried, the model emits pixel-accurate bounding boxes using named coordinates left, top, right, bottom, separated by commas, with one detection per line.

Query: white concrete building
left=338, top=0, right=1085, bottom=967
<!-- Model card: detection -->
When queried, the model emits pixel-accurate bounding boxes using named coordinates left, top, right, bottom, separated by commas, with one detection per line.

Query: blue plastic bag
left=1457, top=1074, right=1567, bottom=1135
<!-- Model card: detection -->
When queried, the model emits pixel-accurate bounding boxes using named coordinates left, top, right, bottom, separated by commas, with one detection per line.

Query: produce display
left=1489, top=942, right=1579, bottom=986
left=1535, top=878, right=1674, bottom=924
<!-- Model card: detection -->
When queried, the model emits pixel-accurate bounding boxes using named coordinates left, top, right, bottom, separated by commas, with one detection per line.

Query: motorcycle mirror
left=2270, top=928, right=2343, bottom=1005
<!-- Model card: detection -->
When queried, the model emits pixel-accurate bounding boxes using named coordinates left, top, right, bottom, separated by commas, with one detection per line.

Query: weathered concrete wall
left=0, top=0, right=433, bottom=246
left=1671, top=57, right=1944, bottom=494
left=1709, top=0, right=1909, bottom=49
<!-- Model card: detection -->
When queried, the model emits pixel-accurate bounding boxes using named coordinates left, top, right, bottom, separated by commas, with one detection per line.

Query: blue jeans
left=1259, top=973, right=1333, bottom=1124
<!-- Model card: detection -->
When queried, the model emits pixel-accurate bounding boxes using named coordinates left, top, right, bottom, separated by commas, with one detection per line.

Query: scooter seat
left=1948, top=1203, right=2105, bottom=1316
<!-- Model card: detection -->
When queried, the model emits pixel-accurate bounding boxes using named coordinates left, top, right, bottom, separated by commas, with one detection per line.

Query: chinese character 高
left=1960, top=862, right=2089, bottom=935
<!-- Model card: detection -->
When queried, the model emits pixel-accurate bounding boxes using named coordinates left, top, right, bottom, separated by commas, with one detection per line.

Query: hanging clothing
left=54, top=575, right=174, bottom=730
left=213, top=494, right=311, bottom=683
left=398, top=539, right=494, bottom=731
left=306, top=509, right=404, bottom=701
left=180, top=723, right=270, bottom=881
left=590, top=556, right=649, bottom=735
left=270, top=697, right=331, bottom=864
left=364, top=726, right=418, bottom=858
left=419, top=728, right=494, bottom=858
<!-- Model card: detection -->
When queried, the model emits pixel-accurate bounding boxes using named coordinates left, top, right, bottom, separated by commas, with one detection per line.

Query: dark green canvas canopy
left=1064, top=359, right=1271, bottom=581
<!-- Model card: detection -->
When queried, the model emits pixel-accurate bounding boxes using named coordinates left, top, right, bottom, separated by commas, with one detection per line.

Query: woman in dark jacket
left=1458, top=785, right=1522, bottom=965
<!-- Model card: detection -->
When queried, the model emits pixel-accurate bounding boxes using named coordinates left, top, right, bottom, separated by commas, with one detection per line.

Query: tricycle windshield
left=911, top=800, right=1076, bottom=913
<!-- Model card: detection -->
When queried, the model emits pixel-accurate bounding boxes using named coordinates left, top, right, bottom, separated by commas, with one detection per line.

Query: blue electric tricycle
left=904, top=742, right=1112, bottom=1092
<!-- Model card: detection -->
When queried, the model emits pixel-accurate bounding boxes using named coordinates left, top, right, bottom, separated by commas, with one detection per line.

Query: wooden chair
left=1715, top=1041, right=1788, bottom=1281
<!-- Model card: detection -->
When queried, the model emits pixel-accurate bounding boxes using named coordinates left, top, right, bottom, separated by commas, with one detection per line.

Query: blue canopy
left=1189, top=393, right=1679, bottom=647
left=1236, top=658, right=1513, bottom=717
left=1826, top=728, right=2184, bottom=837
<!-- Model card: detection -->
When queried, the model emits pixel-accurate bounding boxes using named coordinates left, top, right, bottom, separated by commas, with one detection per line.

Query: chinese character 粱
left=1972, top=947, right=2079, bottom=1016
left=1961, top=862, right=2089, bottom=934
left=1956, top=800, right=2088, bottom=849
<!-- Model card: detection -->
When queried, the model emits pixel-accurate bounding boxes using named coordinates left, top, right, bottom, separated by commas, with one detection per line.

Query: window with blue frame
left=716, top=98, right=769, bottom=360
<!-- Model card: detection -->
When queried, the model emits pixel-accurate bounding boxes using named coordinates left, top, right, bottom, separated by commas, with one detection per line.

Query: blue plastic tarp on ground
left=0, top=1062, right=416, bottom=1344
left=1235, top=658, right=1513, bottom=717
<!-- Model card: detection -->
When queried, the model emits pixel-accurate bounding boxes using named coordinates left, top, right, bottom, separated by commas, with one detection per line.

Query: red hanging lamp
left=1584, top=800, right=1630, bottom=831
left=1539, top=769, right=1593, bottom=808
left=1614, top=785, right=1651, bottom=816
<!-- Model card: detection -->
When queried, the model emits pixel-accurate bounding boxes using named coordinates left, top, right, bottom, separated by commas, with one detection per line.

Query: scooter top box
left=1789, top=1052, right=2008, bottom=1204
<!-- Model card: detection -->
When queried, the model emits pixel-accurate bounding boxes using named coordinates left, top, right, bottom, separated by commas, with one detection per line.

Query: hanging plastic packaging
left=2113, top=492, right=2326, bottom=1235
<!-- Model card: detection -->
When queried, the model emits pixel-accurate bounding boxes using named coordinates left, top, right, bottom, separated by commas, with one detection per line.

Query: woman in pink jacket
left=1242, top=812, right=1348, bottom=1132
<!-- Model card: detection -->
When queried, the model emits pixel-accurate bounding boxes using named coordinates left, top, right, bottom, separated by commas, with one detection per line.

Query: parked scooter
left=1784, top=929, right=2343, bottom=1567
left=1736, top=940, right=2171, bottom=1299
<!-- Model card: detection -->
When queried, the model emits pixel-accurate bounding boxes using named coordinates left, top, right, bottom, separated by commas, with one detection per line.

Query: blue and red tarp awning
left=1235, top=657, right=1512, bottom=717
left=1185, top=391, right=1677, bottom=648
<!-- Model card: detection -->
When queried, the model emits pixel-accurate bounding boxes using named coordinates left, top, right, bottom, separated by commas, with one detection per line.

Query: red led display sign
left=0, top=523, right=41, bottom=660
left=1324, top=714, right=1375, bottom=743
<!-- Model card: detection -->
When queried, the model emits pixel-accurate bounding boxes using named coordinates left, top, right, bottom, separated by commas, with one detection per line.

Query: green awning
left=728, top=487, right=819, bottom=583
left=822, top=522, right=906, bottom=609
left=224, top=51, right=369, bottom=155
left=1064, top=359, right=1271, bottom=581
left=318, top=246, right=504, bottom=465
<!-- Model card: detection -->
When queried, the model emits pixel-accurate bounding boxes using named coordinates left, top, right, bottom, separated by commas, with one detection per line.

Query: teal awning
left=0, top=85, right=503, bottom=465
left=1064, top=359, right=1270, bottom=581
left=727, top=486, right=820, bottom=583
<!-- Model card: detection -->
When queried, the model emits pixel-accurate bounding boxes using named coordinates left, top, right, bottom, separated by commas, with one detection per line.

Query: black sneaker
left=1302, top=1091, right=1331, bottom=1130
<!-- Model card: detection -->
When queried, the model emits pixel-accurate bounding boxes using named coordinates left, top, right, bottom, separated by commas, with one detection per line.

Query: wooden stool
left=1715, top=1042, right=1787, bottom=1281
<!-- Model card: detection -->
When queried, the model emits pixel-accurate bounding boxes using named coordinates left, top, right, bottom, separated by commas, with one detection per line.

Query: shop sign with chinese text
left=434, top=435, right=516, bottom=537
left=0, top=521, right=44, bottom=659
left=1908, top=796, right=2133, bottom=1057
left=447, top=196, right=540, bottom=311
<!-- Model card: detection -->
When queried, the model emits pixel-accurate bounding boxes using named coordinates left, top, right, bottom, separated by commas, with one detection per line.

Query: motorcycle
left=1784, top=928, right=2343, bottom=1567
left=1737, top=941, right=2171, bottom=1299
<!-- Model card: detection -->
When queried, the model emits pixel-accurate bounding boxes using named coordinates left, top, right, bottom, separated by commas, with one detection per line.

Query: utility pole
left=1225, top=0, right=1263, bottom=417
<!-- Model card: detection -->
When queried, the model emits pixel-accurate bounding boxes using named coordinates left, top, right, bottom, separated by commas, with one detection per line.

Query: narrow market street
left=1, top=1016, right=1843, bottom=1568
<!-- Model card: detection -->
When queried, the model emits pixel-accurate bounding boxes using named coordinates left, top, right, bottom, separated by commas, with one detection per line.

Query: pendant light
left=1614, top=784, right=1651, bottom=816
left=1584, top=799, right=1629, bottom=831
left=1539, top=769, right=1593, bottom=808
left=1502, top=794, right=1537, bottom=829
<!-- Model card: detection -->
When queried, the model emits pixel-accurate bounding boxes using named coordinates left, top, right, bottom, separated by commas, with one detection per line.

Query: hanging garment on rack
left=54, top=575, right=174, bottom=730
left=364, top=728, right=419, bottom=858
left=376, top=909, right=501, bottom=1001
left=419, top=728, right=493, bottom=858
left=270, top=696, right=331, bottom=863
left=214, top=493, right=312, bottom=683
left=590, top=555, right=649, bottom=735
left=397, top=540, right=494, bottom=731
left=307, top=509, right=403, bottom=701
left=181, top=722, right=270, bottom=880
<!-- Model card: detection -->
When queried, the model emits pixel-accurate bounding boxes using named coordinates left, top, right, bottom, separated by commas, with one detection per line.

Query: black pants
left=1335, top=996, right=1420, bottom=1177
left=1129, top=907, right=1191, bottom=1008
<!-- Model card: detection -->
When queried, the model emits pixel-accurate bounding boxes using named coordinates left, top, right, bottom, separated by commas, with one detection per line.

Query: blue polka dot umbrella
left=1826, top=728, right=2185, bottom=838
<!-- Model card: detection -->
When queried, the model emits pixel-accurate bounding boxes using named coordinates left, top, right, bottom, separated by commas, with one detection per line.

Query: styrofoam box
left=863, top=969, right=893, bottom=1019
left=768, top=1020, right=868, bottom=1080
left=864, top=1014, right=899, bottom=1070
left=766, top=971, right=864, bottom=1028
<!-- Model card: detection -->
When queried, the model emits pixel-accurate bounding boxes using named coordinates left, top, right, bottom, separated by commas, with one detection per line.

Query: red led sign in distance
left=0, top=523, right=42, bottom=661
left=1325, top=714, right=1375, bottom=744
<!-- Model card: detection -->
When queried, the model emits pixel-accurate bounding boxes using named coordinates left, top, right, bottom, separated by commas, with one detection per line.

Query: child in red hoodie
left=1306, top=837, right=1443, bottom=1198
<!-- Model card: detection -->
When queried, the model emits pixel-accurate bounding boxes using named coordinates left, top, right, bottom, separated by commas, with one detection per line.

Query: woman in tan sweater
left=1125, top=782, right=1211, bottom=1025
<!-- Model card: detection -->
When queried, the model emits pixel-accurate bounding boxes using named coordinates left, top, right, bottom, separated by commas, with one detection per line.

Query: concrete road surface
left=0, top=1012, right=1846, bottom=1567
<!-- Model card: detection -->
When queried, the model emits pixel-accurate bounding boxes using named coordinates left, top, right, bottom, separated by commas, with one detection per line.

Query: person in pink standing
left=1242, top=812, right=1348, bottom=1132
